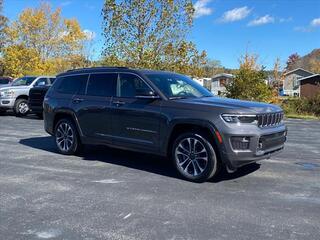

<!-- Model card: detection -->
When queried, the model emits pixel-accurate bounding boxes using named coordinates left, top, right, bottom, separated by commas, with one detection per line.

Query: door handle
left=72, top=98, right=84, bottom=103
left=113, top=100, right=125, bottom=106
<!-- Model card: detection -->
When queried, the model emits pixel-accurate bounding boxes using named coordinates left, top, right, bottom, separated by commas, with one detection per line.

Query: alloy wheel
left=18, top=102, right=29, bottom=114
left=175, top=137, right=208, bottom=177
left=56, top=122, right=74, bottom=152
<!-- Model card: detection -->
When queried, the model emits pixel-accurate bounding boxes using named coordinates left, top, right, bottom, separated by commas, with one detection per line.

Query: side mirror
left=136, top=89, right=160, bottom=99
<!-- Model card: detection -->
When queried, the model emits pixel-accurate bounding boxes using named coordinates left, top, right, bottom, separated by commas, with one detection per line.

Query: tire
left=172, top=132, right=220, bottom=182
left=36, top=112, right=43, bottom=119
left=54, top=118, right=82, bottom=155
left=14, top=98, right=29, bottom=117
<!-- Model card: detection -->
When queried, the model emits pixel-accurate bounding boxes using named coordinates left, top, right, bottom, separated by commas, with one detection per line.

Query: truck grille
left=258, top=131, right=286, bottom=151
left=257, top=112, right=283, bottom=128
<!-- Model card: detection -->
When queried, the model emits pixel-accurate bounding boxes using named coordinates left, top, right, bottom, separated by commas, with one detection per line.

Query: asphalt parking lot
left=0, top=114, right=319, bottom=240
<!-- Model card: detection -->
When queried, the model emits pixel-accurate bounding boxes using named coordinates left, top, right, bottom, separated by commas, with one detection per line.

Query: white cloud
left=83, top=29, right=96, bottom=40
left=311, top=18, right=320, bottom=27
left=194, top=0, right=213, bottom=18
left=248, top=15, right=275, bottom=26
left=220, top=6, right=251, bottom=23
left=294, top=17, right=320, bottom=32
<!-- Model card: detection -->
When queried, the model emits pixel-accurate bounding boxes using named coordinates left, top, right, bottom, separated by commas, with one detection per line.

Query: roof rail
left=66, top=66, right=129, bottom=72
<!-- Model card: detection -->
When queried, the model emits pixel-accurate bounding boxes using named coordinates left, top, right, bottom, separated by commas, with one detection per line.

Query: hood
left=0, top=84, right=11, bottom=89
left=176, top=97, right=282, bottom=114
left=0, top=85, right=31, bottom=91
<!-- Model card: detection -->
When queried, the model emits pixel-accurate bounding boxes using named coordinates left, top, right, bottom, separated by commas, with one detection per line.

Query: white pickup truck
left=0, top=76, right=55, bottom=116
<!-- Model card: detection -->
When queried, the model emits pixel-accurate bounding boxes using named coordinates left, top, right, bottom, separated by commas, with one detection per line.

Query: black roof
left=57, top=67, right=178, bottom=77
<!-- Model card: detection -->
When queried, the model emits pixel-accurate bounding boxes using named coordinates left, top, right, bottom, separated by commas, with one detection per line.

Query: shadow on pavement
left=0, top=111, right=42, bottom=120
left=19, top=136, right=260, bottom=182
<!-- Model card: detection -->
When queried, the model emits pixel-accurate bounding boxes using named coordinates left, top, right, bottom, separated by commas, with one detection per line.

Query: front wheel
left=54, top=119, right=82, bottom=155
left=14, top=99, right=29, bottom=117
left=172, top=132, right=220, bottom=182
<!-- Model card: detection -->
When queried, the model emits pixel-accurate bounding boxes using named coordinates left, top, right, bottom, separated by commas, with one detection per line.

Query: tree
left=3, top=2, right=88, bottom=77
left=0, top=0, right=7, bottom=52
left=101, top=0, right=206, bottom=77
left=285, top=53, right=300, bottom=71
left=202, top=59, right=223, bottom=77
left=225, top=53, right=272, bottom=102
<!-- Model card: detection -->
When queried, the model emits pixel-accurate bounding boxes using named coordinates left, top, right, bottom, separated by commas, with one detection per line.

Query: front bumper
left=220, top=124, right=287, bottom=169
left=0, top=98, right=15, bottom=109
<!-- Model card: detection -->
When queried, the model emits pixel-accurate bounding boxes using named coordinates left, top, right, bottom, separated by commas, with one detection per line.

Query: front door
left=111, top=73, right=161, bottom=152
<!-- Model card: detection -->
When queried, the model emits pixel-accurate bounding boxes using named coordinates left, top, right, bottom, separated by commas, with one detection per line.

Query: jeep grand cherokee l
left=43, top=67, right=287, bottom=182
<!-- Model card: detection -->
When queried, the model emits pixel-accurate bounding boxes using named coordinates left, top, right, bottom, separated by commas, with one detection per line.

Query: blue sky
left=3, top=0, right=320, bottom=70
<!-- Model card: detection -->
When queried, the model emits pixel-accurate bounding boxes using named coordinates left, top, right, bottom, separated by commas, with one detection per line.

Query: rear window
left=0, top=79, right=10, bottom=84
left=56, top=75, right=88, bottom=95
left=87, top=73, right=117, bottom=97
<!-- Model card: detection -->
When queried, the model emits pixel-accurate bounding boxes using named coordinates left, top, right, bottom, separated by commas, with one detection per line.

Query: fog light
left=231, top=136, right=250, bottom=150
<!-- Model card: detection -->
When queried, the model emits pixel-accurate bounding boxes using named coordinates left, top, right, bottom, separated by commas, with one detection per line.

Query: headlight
left=0, top=90, right=15, bottom=98
left=221, top=114, right=257, bottom=124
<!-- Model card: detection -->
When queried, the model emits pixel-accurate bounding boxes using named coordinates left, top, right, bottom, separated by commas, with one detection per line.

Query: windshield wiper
left=169, top=96, right=189, bottom=100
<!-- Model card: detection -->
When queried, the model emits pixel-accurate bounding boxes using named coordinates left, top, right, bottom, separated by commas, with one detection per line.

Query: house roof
left=212, top=73, right=234, bottom=79
left=284, top=68, right=315, bottom=76
left=297, top=74, right=320, bottom=81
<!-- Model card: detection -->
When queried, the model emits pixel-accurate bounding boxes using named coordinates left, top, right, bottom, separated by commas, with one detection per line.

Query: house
left=298, top=74, right=320, bottom=98
left=211, top=73, right=234, bottom=95
left=193, top=77, right=212, bottom=90
left=283, top=68, right=314, bottom=97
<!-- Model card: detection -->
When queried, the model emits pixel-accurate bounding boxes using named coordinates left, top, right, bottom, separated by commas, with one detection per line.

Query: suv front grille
left=257, top=112, right=283, bottom=128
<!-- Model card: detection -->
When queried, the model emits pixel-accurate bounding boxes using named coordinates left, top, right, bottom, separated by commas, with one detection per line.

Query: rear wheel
left=172, top=132, right=220, bottom=182
left=54, top=118, right=82, bottom=155
left=14, top=99, right=29, bottom=117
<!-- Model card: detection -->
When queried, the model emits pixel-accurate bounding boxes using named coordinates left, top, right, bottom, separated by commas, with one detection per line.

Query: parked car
left=0, top=76, right=55, bottom=116
left=28, top=78, right=56, bottom=118
left=0, top=76, right=13, bottom=87
left=43, top=67, right=287, bottom=182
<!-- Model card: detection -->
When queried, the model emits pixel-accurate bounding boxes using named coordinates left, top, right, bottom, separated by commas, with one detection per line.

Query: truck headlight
left=0, top=90, right=15, bottom=98
left=221, top=114, right=257, bottom=124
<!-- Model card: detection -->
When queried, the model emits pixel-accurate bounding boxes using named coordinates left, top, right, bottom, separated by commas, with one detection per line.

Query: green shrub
left=281, top=93, right=320, bottom=117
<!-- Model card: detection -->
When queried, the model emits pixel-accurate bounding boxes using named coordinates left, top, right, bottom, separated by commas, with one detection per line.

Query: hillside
left=290, top=49, right=320, bottom=73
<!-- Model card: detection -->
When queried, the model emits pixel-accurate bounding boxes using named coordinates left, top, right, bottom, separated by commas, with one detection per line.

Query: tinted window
left=119, top=73, right=150, bottom=98
left=0, top=79, right=10, bottom=84
left=49, top=78, right=56, bottom=84
left=56, top=75, right=88, bottom=95
left=87, top=73, right=117, bottom=97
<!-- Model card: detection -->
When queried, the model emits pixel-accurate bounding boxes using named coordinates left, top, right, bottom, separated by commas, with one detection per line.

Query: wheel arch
left=165, top=120, right=224, bottom=160
left=52, top=110, right=83, bottom=137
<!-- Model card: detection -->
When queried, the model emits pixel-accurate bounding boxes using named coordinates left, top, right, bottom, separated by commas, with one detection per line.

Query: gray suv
left=43, top=67, right=287, bottom=182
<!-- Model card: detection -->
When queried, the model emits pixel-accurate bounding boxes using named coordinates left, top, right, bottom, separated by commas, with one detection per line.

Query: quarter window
left=87, top=73, right=117, bottom=97
left=56, top=75, right=88, bottom=95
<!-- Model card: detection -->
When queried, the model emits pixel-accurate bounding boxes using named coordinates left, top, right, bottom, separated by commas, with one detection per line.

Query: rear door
left=111, top=73, right=161, bottom=151
left=73, top=73, right=117, bottom=143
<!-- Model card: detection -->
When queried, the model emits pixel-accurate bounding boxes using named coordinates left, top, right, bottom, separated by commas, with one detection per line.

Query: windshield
left=145, top=73, right=213, bottom=99
left=12, top=77, right=36, bottom=86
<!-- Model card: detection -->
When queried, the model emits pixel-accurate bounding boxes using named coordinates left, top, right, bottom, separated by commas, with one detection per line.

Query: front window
left=12, top=77, right=36, bottom=86
left=145, top=73, right=213, bottom=99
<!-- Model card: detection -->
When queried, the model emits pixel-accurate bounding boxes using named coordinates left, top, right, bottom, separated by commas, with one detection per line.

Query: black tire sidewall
left=172, top=132, right=218, bottom=182
left=54, top=119, right=80, bottom=155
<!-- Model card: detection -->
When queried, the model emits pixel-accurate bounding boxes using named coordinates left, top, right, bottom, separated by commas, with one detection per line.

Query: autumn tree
left=3, top=2, right=88, bottom=77
left=0, top=0, right=7, bottom=52
left=285, top=53, right=300, bottom=71
left=102, top=0, right=207, bottom=77
left=225, top=53, right=272, bottom=102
